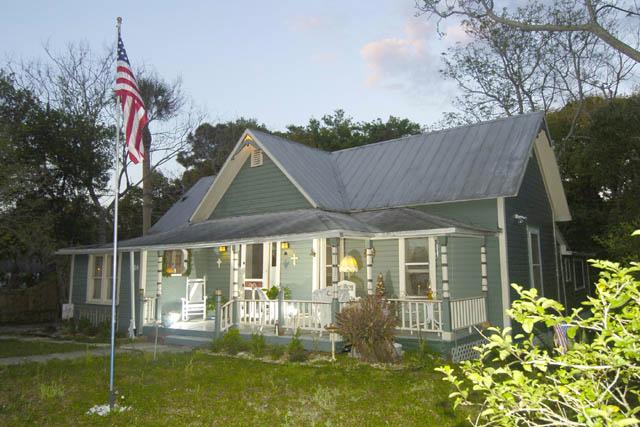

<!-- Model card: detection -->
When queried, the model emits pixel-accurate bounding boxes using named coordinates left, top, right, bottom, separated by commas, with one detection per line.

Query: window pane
left=326, top=242, right=334, bottom=267
left=246, top=244, right=263, bottom=279
left=105, top=255, right=113, bottom=300
left=574, top=260, right=584, bottom=288
left=530, top=233, right=540, bottom=265
left=93, top=256, right=103, bottom=299
left=406, top=238, right=428, bottom=263
left=533, top=265, right=542, bottom=291
left=271, top=242, right=277, bottom=267
left=406, top=265, right=430, bottom=296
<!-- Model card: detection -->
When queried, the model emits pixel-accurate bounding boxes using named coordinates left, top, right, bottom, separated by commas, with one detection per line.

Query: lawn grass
left=0, top=339, right=96, bottom=358
left=0, top=350, right=471, bottom=426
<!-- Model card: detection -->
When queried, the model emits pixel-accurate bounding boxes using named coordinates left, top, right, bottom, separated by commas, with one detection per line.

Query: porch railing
left=388, top=299, right=443, bottom=333
left=74, top=304, right=112, bottom=326
left=450, top=296, right=487, bottom=330
left=142, top=297, right=157, bottom=325
left=283, top=300, right=332, bottom=332
left=220, top=300, right=234, bottom=332
left=239, top=300, right=278, bottom=329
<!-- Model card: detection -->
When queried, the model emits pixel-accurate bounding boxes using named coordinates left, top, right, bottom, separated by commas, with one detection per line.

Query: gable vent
left=250, top=149, right=264, bottom=167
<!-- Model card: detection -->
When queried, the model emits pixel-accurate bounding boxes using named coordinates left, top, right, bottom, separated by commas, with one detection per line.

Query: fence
left=0, top=282, right=60, bottom=323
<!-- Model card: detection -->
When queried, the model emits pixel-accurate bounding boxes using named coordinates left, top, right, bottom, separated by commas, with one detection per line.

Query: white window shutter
left=250, top=149, right=263, bottom=167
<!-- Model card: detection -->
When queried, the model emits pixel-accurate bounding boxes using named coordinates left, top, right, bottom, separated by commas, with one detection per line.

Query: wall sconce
left=281, top=242, right=289, bottom=250
left=218, top=246, right=227, bottom=253
left=513, top=214, right=528, bottom=224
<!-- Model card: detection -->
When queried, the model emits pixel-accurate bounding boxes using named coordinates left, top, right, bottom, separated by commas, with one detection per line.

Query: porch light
left=339, top=255, right=359, bottom=273
left=218, top=246, right=227, bottom=253
left=281, top=242, right=289, bottom=250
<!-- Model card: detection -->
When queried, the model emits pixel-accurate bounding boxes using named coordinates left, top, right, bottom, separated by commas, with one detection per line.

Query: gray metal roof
left=57, top=208, right=494, bottom=254
left=252, top=112, right=545, bottom=210
left=147, top=175, right=215, bottom=234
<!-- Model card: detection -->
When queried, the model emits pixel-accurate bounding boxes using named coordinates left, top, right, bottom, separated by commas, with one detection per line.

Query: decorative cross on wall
left=216, top=258, right=222, bottom=269
left=290, top=253, right=299, bottom=267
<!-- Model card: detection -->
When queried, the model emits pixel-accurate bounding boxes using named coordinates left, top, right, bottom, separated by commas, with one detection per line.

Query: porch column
left=440, top=239, right=450, bottom=298
left=232, top=245, right=240, bottom=327
left=366, top=246, right=374, bottom=295
left=481, top=239, right=488, bottom=293
left=331, top=241, right=339, bottom=323
left=156, top=251, right=163, bottom=324
left=129, top=251, right=136, bottom=338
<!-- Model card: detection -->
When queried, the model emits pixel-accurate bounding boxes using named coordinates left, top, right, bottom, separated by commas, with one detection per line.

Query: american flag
left=115, top=35, right=148, bottom=164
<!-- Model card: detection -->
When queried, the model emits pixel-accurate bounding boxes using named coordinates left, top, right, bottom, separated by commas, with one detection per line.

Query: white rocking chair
left=181, top=277, right=207, bottom=321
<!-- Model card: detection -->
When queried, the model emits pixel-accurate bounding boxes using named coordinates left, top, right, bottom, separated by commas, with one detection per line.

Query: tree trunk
left=142, top=126, right=152, bottom=235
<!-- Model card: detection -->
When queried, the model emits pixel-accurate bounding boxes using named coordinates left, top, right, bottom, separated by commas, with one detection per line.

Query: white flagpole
left=109, top=16, right=123, bottom=411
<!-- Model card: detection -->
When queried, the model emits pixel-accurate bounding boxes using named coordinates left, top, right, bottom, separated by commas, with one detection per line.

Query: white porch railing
left=388, top=299, right=443, bottom=333
left=220, top=300, right=234, bottom=332
left=239, top=300, right=278, bottom=329
left=143, top=297, right=157, bottom=324
left=450, top=296, right=487, bottom=330
left=74, top=304, right=112, bottom=326
left=283, top=300, right=332, bottom=332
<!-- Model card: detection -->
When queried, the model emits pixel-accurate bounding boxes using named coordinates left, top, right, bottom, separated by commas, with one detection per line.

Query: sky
left=1, top=1, right=467, bottom=175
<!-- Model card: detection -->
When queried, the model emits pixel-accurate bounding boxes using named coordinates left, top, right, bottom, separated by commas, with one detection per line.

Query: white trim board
left=496, top=197, right=512, bottom=329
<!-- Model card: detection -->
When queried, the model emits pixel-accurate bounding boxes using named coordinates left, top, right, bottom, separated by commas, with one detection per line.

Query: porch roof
left=57, top=207, right=496, bottom=254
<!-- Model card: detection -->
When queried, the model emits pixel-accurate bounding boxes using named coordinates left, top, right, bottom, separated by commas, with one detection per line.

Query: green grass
left=0, top=339, right=96, bottom=358
left=0, top=351, right=471, bottom=426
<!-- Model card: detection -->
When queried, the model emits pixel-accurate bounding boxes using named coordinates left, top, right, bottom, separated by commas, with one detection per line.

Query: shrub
left=437, top=233, right=640, bottom=426
left=213, top=328, right=248, bottom=355
left=336, top=295, right=398, bottom=363
left=266, top=286, right=292, bottom=300
left=287, top=331, right=307, bottom=362
left=249, top=333, right=267, bottom=358
left=268, top=344, right=286, bottom=360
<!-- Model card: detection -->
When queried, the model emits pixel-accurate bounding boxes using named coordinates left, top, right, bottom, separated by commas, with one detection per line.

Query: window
left=87, top=254, right=115, bottom=304
left=164, top=250, right=186, bottom=275
left=271, top=242, right=277, bottom=267
left=563, top=258, right=572, bottom=282
left=404, top=238, right=431, bottom=297
left=527, top=227, right=543, bottom=293
left=574, top=259, right=586, bottom=290
left=250, top=149, right=263, bottom=167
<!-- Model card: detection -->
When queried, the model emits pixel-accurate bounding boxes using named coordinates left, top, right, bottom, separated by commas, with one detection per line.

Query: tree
left=437, top=237, right=640, bottom=425
left=417, top=0, right=640, bottom=63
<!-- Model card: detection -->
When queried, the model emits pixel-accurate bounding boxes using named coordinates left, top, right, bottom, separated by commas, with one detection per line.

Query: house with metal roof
left=59, top=112, right=587, bottom=357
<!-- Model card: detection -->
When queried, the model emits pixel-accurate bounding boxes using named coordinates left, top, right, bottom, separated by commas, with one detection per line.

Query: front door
left=241, top=243, right=270, bottom=299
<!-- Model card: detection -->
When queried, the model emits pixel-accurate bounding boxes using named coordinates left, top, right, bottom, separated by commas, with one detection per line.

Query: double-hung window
left=574, top=259, right=586, bottom=290
left=88, top=254, right=115, bottom=304
left=404, top=238, right=432, bottom=297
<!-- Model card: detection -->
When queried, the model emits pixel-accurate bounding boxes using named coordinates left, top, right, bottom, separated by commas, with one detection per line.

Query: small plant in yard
left=266, top=285, right=292, bottom=300
left=287, top=331, right=307, bottom=362
left=212, top=328, right=248, bottom=355
left=39, top=382, right=64, bottom=399
left=437, top=232, right=640, bottom=426
left=249, top=333, right=267, bottom=357
left=268, top=344, right=286, bottom=360
left=337, top=295, right=398, bottom=363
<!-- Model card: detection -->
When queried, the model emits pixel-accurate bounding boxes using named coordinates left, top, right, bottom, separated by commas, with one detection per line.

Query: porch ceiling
left=57, top=208, right=496, bottom=254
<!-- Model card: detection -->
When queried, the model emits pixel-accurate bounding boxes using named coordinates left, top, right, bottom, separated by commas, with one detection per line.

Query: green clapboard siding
left=210, top=155, right=312, bottom=219
left=280, top=240, right=314, bottom=300
left=192, top=247, right=231, bottom=300
left=505, top=153, right=558, bottom=302
left=344, top=239, right=367, bottom=297
left=412, top=198, right=499, bottom=230
left=71, top=254, right=89, bottom=305
left=371, top=239, right=399, bottom=298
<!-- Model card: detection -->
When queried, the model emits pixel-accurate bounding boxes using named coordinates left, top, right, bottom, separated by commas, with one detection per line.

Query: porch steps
left=165, top=335, right=212, bottom=348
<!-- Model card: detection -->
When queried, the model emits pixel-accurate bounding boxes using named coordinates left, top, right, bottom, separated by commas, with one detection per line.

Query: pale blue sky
left=2, top=0, right=466, bottom=132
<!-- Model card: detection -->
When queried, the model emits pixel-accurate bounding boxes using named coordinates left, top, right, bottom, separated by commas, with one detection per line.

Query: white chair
left=181, top=277, right=207, bottom=321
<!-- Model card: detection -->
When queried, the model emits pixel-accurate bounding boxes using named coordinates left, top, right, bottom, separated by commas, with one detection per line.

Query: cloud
left=360, top=19, right=439, bottom=92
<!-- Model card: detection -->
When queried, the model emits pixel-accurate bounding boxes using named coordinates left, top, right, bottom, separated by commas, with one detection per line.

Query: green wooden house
left=58, top=112, right=589, bottom=358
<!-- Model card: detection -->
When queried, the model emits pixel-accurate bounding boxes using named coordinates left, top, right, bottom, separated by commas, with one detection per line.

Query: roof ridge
left=249, top=128, right=333, bottom=156
left=331, top=111, right=544, bottom=155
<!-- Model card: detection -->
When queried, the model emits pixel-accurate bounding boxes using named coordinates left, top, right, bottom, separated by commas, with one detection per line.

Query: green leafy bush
left=249, top=333, right=267, bottom=358
left=213, top=328, right=248, bottom=355
left=336, top=296, right=398, bottom=363
left=287, top=331, right=307, bottom=362
left=437, top=232, right=640, bottom=426
left=266, top=286, right=292, bottom=300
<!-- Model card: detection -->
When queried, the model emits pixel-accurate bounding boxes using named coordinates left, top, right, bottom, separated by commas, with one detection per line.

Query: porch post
left=366, top=246, right=374, bottom=295
left=214, top=289, right=222, bottom=340
left=440, top=238, right=452, bottom=334
left=331, top=241, right=339, bottom=323
left=155, top=251, right=163, bottom=324
left=232, top=245, right=240, bottom=327
left=278, top=287, right=285, bottom=332
left=481, top=239, right=488, bottom=293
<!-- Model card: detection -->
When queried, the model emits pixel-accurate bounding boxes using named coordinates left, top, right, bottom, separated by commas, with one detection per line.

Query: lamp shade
left=339, top=255, right=359, bottom=273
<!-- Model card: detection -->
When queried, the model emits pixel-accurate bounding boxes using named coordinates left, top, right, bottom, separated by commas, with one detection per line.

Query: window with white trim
left=404, top=238, right=431, bottom=297
left=87, top=254, right=115, bottom=304
left=574, top=259, right=586, bottom=290
left=527, top=227, right=544, bottom=294
left=563, top=257, right=572, bottom=282
left=164, top=250, right=187, bottom=275
left=250, top=149, right=263, bottom=167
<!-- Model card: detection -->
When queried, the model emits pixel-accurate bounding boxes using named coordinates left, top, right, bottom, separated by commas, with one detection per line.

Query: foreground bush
left=212, top=328, right=248, bottom=355
left=337, top=295, right=398, bottom=363
left=438, top=232, right=640, bottom=426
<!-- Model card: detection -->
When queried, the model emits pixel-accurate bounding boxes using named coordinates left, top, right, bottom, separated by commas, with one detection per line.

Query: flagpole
left=109, top=16, right=123, bottom=411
